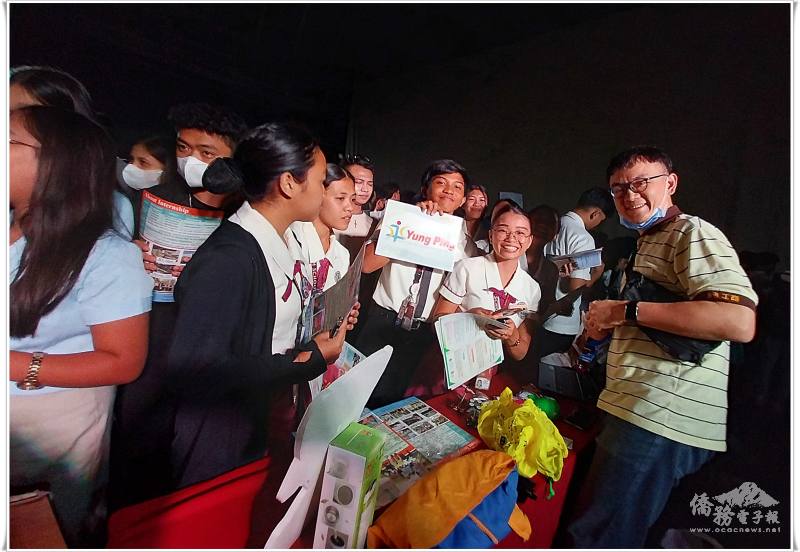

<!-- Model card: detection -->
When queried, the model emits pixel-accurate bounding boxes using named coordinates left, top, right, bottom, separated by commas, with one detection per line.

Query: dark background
left=10, top=2, right=790, bottom=265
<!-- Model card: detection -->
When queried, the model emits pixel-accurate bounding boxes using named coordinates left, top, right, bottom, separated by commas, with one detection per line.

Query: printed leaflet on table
left=359, top=396, right=480, bottom=509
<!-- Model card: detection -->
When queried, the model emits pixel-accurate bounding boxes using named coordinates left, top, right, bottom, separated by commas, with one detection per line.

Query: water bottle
left=576, top=331, right=610, bottom=375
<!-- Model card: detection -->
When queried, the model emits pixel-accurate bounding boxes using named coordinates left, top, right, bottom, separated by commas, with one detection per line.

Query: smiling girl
left=432, top=204, right=542, bottom=362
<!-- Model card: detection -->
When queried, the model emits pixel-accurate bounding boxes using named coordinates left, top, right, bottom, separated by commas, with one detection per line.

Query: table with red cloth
left=289, top=369, right=599, bottom=549
left=107, top=369, right=600, bottom=549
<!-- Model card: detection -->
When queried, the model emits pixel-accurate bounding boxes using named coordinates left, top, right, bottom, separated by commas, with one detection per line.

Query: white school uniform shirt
left=334, top=211, right=373, bottom=238
left=439, top=253, right=541, bottom=328
left=543, top=211, right=595, bottom=335
left=9, top=232, right=153, bottom=396
left=230, top=202, right=305, bottom=353
left=288, top=221, right=351, bottom=295
left=371, top=218, right=476, bottom=322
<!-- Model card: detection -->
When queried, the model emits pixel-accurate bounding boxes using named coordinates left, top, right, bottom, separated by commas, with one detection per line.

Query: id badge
left=395, top=294, right=416, bottom=330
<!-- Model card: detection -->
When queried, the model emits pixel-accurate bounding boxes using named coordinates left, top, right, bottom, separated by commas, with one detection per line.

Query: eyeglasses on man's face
left=609, top=173, right=668, bottom=198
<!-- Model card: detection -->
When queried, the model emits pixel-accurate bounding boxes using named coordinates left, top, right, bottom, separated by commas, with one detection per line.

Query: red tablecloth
left=291, top=370, right=599, bottom=549
left=108, top=370, right=599, bottom=549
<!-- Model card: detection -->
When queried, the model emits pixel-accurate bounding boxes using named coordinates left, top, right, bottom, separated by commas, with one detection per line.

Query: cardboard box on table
left=313, top=422, right=385, bottom=549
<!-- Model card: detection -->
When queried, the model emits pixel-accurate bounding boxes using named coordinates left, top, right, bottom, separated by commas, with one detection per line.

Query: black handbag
left=621, top=271, right=722, bottom=363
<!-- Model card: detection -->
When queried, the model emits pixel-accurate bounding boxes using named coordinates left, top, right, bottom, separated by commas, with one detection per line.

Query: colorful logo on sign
left=385, top=220, right=455, bottom=251
left=386, top=220, right=409, bottom=242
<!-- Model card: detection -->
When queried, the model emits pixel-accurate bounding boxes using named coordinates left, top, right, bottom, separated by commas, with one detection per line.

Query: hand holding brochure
left=138, top=190, right=224, bottom=302
left=434, top=313, right=504, bottom=389
left=547, top=247, right=603, bottom=273
left=301, top=245, right=365, bottom=343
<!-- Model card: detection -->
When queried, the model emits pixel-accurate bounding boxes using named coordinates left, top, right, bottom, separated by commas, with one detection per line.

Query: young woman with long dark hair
left=9, top=106, right=152, bottom=546
left=166, top=122, right=359, bottom=491
left=10, top=65, right=136, bottom=239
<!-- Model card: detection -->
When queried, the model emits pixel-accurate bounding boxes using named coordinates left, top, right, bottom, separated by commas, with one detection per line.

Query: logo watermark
left=688, top=482, right=781, bottom=534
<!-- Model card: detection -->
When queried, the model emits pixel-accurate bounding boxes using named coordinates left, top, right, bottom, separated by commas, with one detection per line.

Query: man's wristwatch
left=17, top=352, right=45, bottom=391
left=625, top=301, right=639, bottom=325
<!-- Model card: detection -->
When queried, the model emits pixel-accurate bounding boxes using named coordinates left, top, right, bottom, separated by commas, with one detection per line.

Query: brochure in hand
left=547, top=247, right=603, bottom=273
left=434, top=313, right=504, bottom=390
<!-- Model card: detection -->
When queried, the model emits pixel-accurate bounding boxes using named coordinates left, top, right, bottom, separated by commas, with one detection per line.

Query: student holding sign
left=431, top=205, right=542, bottom=362
left=288, top=163, right=356, bottom=297
left=357, top=159, right=478, bottom=408
left=165, top=123, right=359, bottom=490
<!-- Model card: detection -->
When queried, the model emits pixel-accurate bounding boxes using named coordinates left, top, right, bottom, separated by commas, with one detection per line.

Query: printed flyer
left=374, top=200, right=464, bottom=272
left=300, top=244, right=365, bottom=343
left=434, top=312, right=505, bottom=389
left=359, top=397, right=479, bottom=508
left=308, top=341, right=367, bottom=400
left=138, top=190, right=224, bottom=302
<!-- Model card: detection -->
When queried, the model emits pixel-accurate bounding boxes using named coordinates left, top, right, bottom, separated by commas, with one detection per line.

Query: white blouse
left=229, top=202, right=305, bottom=353
left=439, top=253, right=542, bottom=328
left=288, top=221, right=351, bottom=296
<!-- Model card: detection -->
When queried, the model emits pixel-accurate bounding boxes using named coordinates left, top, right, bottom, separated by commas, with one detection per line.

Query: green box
left=314, top=422, right=385, bottom=548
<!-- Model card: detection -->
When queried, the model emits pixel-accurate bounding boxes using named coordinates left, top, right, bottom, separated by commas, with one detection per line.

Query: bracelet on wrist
left=17, top=352, right=45, bottom=391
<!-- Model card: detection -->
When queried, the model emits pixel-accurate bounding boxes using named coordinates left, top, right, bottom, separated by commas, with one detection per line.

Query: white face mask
left=122, top=163, right=163, bottom=190
left=176, top=155, right=209, bottom=189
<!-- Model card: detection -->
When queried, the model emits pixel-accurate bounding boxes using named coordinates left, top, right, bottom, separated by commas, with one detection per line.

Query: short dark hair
left=167, top=103, right=248, bottom=150
left=10, top=65, right=97, bottom=124
left=375, top=182, right=400, bottom=200
left=577, top=187, right=616, bottom=218
left=420, top=159, right=469, bottom=190
left=324, top=163, right=353, bottom=187
left=339, top=153, right=374, bottom=173
left=606, top=145, right=674, bottom=180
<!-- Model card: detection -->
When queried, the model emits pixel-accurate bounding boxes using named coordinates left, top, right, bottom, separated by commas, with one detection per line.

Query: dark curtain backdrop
left=9, top=3, right=789, bottom=265
left=347, top=4, right=790, bottom=265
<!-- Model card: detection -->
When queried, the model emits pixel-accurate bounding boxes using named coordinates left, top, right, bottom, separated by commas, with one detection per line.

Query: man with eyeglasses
left=530, top=187, right=615, bottom=370
left=567, top=146, right=758, bottom=548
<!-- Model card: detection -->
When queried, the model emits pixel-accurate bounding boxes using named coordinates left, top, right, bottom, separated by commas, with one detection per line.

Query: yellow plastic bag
left=477, top=388, right=569, bottom=484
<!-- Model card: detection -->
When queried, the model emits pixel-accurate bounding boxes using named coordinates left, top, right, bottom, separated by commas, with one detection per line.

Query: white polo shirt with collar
left=288, top=221, right=351, bottom=295
left=230, top=202, right=305, bottom=353
left=543, top=210, right=595, bottom=335
left=439, top=253, right=541, bottom=328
